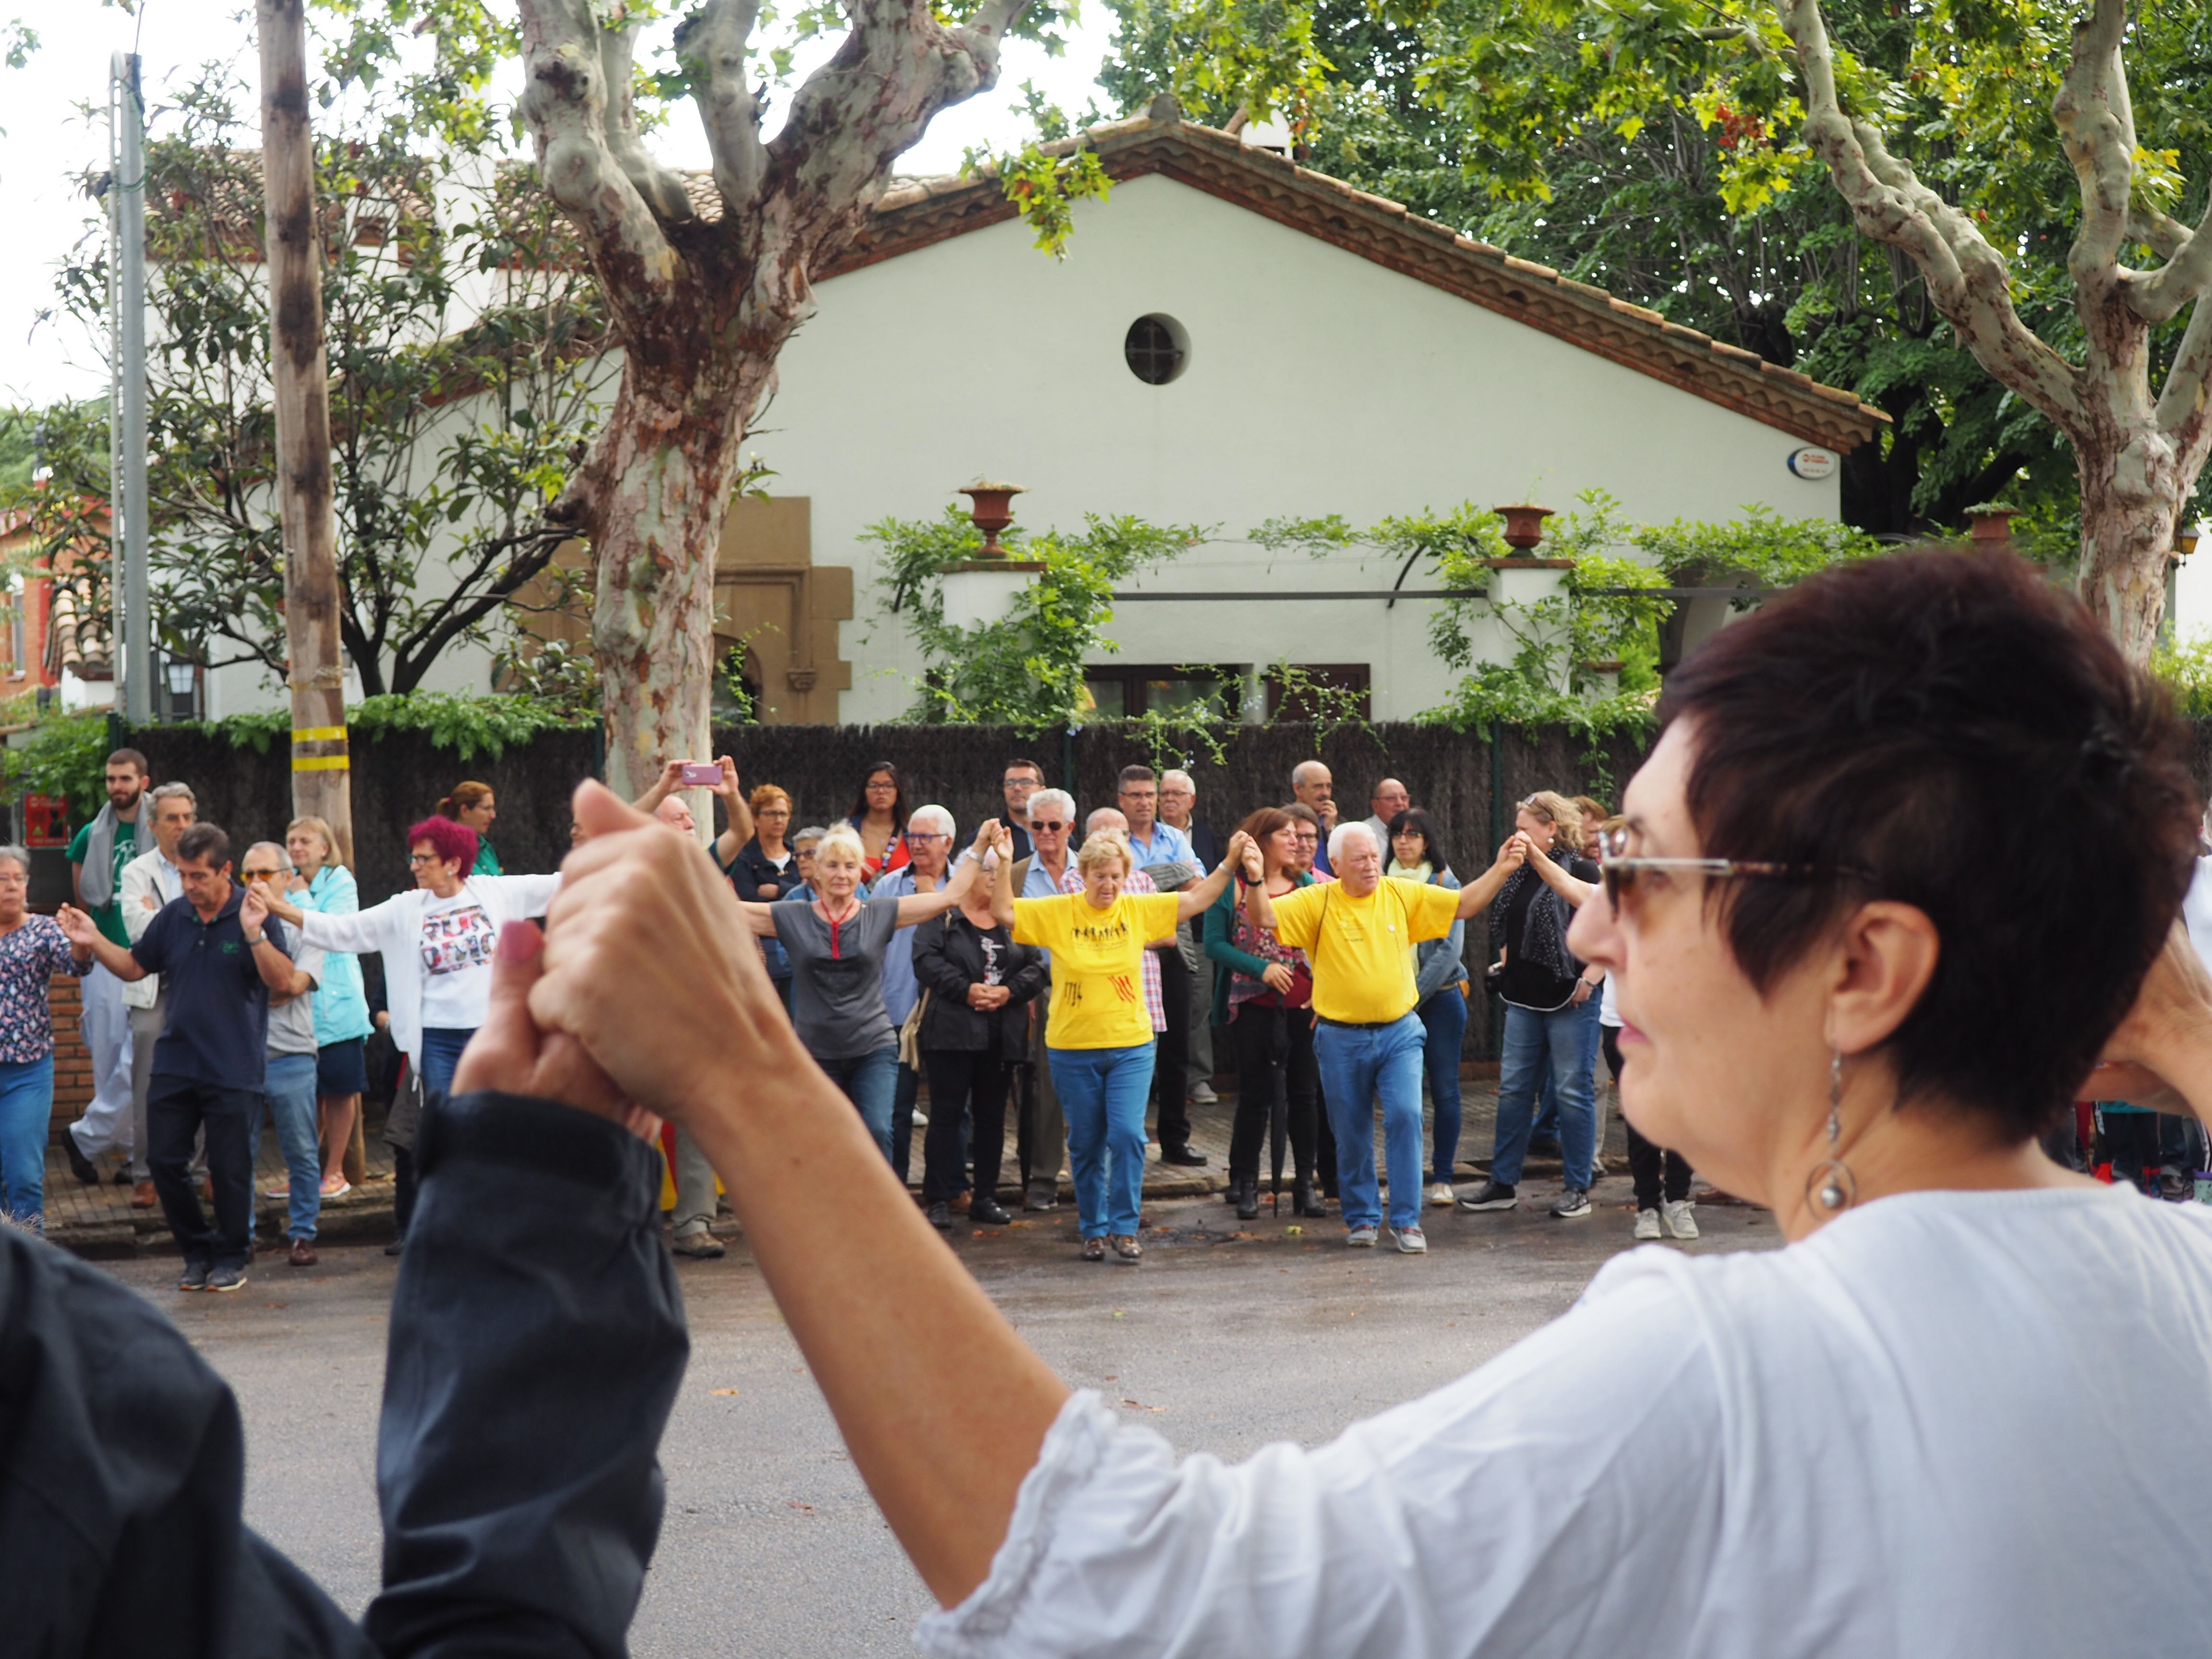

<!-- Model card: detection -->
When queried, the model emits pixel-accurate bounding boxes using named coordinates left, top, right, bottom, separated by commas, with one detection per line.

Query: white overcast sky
left=0, top=0, right=1118, bottom=408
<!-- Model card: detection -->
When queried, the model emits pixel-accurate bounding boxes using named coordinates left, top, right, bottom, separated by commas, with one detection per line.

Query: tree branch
left=2156, top=295, right=2212, bottom=466
left=2052, top=0, right=2132, bottom=283
left=2128, top=209, right=2194, bottom=264
left=680, top=0, right=770, bottom=219
left=517, top=0, right=677, bottom=316
left=2128, top=196, right=2212, bottom=325
left=1776, top=0, right=2083, bottom=434
left=600, top=22, right=697, bottom=227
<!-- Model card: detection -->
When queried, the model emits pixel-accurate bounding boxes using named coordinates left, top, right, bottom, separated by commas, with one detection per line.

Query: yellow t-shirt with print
left=1013, top=890, right=1181, bottom=1050
left=1268, top=877, right=1460, bottom=1025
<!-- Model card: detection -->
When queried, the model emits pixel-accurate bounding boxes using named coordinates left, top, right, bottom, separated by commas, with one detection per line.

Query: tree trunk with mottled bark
left=517, top=0, right=1032, bottom=793
left=1779, top=0, right=2212, bottom=662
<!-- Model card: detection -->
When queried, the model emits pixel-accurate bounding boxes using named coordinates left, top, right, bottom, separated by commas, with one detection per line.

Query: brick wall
left=48, top=977, right=92, bottom=1136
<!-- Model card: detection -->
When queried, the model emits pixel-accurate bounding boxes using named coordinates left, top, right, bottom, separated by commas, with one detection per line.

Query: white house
left=205, top=103, right=1887, bottom=724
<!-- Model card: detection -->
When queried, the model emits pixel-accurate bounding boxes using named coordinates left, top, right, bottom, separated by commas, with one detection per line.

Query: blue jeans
left=252, top=1052, right=324, bottom=1240
left=1418, top=989, right=1468, bottom=1184
left=1492, top=1000, right=1601, bottom=1190
left=0, top=1056, right=54, bottom=1228
left=1048, top=1042, right=1155, bottom=1238
left=421, top=1026, right=475, bottom=1107
left=818, top=1045, right=900, bottom=1165
left=1313, top=1014, right=1427, bottom=1232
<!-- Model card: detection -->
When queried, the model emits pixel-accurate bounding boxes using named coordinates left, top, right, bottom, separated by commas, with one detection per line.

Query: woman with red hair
left=259, top=815, right=559, bottom=1248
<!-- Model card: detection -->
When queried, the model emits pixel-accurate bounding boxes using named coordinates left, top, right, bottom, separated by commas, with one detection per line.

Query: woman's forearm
left=680, top=1030, right=1070, bottom=1606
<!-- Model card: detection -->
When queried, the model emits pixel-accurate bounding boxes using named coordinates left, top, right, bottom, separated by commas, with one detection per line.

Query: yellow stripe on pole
left=291, top=756, right=351, bottom=771
left=291, top=725, right=348, bottom=743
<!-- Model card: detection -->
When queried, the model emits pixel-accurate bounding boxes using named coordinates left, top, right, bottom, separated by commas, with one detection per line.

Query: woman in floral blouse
left=0, top=844, right=91, bottom=1233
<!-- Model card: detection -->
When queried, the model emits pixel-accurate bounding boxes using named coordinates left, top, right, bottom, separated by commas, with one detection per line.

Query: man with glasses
left=1001, top=759, right=1045, bottom=863
left=241, top=844, right=326, bottom=1267
left=876, top=805, right=958, bottom=1182
left=57, top=824, right=298, bottom=1292
left=1012, top=789, right=1080, bottom=1208
left=1159, top=771, right=1223, bottom=1106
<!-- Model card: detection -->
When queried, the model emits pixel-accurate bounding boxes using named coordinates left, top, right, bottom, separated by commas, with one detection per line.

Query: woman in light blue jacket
left=1387, top=809, right=1467, bottom=1207
left=287, top=817, right=375, bottom=1199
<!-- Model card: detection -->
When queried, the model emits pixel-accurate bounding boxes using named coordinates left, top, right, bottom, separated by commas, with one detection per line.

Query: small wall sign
left=1788, top=446, right=1838, bottom=481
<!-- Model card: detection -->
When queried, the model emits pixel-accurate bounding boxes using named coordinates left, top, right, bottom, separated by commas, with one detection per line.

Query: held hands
left=966, top=983, right=1011, bottom=1010
left=971, top=817, right=1003, bottom=857
left=1494, top=834, right=1530, bottom=872
left=452, top=921, right=661, bottom=1142
left=1224, top=829, right=1261, bottom=882
left=2082, top=919, right=2212, bottom=1118
left=990, top=821, right=1015, bottom=861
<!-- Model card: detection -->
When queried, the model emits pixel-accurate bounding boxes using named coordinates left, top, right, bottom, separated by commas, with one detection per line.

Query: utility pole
left=110, top=52, right=151, bottom=726
left=256, top=0, right=352, bottom=864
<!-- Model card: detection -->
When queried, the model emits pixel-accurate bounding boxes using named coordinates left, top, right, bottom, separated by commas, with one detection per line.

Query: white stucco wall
left=767, top=171, right=1842, bottom=721
left=192, top=167, right=1848, bottom=721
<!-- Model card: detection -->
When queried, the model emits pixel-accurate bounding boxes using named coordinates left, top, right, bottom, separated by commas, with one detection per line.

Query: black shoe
left=1458, top=1179, right=1518, bottom=1212
left=926, top=1201, right=954, bottom=1230
left=206, top=1264, right=249, bottom=1293
left=383, top=1234, right=406, bottom=1257
left=1293, top=1177, right=1324, bottom=1217
left=1235, top=1178, right=1259, bottom=1221
left=970, top=1198, right=1011, bottom=1225
left=64, top=1134, right=99, bottom=1186
left=113, top=1166, right=135, bottom=1186
left=1159, top=1146, right=1208, bottom=1167
left=178, top=1261, right=211, bottom=1292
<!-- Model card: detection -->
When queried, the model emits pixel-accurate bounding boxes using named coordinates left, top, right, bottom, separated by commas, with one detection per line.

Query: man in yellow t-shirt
left=1247, top=821, right=1522, bottom=1252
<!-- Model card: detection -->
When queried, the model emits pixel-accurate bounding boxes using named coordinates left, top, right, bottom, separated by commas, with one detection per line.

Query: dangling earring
left=1805, top=1049, right=1859, bottom=1215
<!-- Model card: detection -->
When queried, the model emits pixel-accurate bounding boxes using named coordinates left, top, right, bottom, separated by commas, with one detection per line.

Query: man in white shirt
left=875, top=805, right=957, bottom=1184
left=115, top=782, right=196, bottom=1208
left=241, top=844, right=326, bottom=1268
left=1362, top=777, right=1410, bottom=849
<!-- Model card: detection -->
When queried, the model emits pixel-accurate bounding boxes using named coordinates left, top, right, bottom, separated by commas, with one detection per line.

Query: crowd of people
left=10, top=720, right=2203, bottom=1274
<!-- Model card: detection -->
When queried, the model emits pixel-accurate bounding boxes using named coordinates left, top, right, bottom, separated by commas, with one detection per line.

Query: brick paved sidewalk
left=43, top=1077, right=1636, bottom=1257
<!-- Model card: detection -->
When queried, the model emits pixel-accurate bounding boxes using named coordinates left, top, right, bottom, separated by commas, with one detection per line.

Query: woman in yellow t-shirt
left=1001, top=826, right=1252, bottom=1262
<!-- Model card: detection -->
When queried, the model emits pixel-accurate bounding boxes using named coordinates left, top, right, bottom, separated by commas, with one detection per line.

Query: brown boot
left=131, top=1180, right=157, bottom=1209
left=288, top=1238, right=318, bottom=1268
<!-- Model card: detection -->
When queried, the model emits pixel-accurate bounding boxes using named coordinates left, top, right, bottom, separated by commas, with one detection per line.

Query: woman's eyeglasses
left=1595, top=825, right=1874, bottom=916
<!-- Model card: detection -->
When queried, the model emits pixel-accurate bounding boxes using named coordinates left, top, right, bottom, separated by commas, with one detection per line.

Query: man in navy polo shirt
left=59, top=822, right=297, bottom=1292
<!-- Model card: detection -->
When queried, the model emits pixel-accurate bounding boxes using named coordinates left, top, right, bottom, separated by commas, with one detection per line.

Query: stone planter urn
left=1495, top=503, right=1555, bottom=553
left=958, top=482, right=1026, bottom=558
left=944, top=482, right=1045, bottom=631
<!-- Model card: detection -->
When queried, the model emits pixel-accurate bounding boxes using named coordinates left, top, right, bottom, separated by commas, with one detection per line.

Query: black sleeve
left=129, top=904, right=172, bottom=975
left=1003, top=942, right=1048, bottom=1007
left=363, top=1091, right=688, bottom=1659
left=911, top=915, right=970, bottom=1000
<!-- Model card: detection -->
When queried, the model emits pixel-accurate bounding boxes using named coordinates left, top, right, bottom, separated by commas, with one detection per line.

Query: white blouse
left=920, top=1185, right=2212, bottom=1658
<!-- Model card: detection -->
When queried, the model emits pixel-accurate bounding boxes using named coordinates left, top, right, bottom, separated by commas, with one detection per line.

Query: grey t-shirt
left=771, top=897, right=902, bottom=1059
left=266, top=939, right=326, bottom=1058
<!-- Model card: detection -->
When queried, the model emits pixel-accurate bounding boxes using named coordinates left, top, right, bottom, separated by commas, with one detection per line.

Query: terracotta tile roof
left=838, top=107, right=1888, bottom=453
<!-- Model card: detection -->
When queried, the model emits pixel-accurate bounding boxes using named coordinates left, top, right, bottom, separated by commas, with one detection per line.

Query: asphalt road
left=98, top=1177, right=1778, bottom=1656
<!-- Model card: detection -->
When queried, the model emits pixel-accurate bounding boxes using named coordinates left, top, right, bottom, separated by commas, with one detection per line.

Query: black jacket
left=911, top=910, right=1046, bottom=1052
left=0, top=1089, right=687, bottom=1658
left=727, top=837, right=804, bottom=904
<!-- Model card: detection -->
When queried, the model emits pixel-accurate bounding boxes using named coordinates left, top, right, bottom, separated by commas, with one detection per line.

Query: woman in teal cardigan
left=1203, top=807, right=1323, bottom=1218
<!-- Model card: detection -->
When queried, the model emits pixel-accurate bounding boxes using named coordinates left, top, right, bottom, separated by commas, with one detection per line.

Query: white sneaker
left=1394, top=1226, right=1428, bottom=1254
left=1634, top=1208, right=1662, bottom=1241
left=1427, top=1181, right=1455, bottom=1207
left=1662, top=1198, right=1700, bottom=1240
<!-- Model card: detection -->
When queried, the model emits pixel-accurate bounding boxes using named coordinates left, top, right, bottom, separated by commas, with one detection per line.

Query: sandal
left=1081, top=1237, right=1106, bottom=1262
left=1111, top=1235, right=1142, bottom=1263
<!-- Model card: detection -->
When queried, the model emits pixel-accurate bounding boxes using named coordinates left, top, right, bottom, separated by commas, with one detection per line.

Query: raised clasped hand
left=452, top=919, right=661, bottom=1141
left=527, top=780, right=795, bottom=1129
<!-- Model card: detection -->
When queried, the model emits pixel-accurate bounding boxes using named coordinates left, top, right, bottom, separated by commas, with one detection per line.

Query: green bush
left=192, top=691, right=595, bottom=765
left=0, top=710, right=115, bottom=826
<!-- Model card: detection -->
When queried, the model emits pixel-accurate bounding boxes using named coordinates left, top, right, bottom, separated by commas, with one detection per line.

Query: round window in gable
left=1124, top=314, right=1190, bottom=385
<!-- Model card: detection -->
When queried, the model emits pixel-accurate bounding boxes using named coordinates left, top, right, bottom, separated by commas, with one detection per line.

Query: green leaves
left=865, top=506, right=1207, bottom=731
left=963, top=84, right=1116, bottom=257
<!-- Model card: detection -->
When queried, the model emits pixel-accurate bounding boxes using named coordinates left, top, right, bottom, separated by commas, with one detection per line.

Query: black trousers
left=923, top=1039, right=1012, bottom=1206
left=1601, top=1025, right=1692, bottom=1209
left=1227, top=1000, right=1319, bottom=1185
left=1152, top=948, right=1194, bottom=1151
left=147, top=1074, right=258, bottom=1272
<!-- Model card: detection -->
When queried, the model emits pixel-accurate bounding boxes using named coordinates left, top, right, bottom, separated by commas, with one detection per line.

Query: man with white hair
left=1012, top=789, right=1080, bottom=1208
left=1243, top=820, right=1520, bottom=1252
left=1291, top=760, right=1338, bottom=876
left=239, top=843, right=326, bottom=1267
left=108, top=781, right=197, bottom=1209
left=875, top=804, right=958, bottom=1182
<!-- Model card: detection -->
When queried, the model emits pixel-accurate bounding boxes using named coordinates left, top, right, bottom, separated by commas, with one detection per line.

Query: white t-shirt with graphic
left=416, top=889, right=500, bottom=1030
